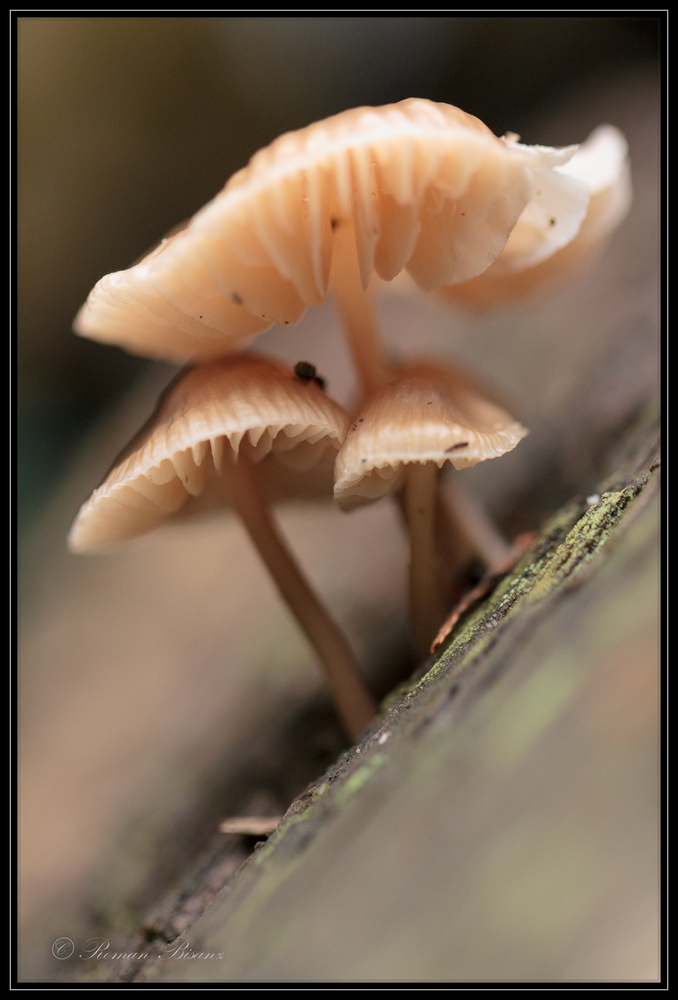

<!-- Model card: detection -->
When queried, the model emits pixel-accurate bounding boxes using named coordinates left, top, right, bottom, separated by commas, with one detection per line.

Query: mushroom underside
left=68, top=426, right=343, bottom=552
left=74, top=100, right=590, bottom=363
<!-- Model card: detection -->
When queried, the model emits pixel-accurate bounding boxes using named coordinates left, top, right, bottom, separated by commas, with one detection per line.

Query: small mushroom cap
left=333, top=363, right=528, bottom=512
left=438, top=125, right=631, bottom=308
left=74, top=99, right=589, bottom=363
left=68, top=356, right=349, bottom=552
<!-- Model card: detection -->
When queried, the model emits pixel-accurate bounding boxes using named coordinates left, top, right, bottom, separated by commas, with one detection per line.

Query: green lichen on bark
left=398, top=435, right=658, bottom=704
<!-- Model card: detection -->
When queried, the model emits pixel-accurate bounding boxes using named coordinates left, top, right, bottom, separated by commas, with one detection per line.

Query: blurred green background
left=17, top=15, right=661, bottom=538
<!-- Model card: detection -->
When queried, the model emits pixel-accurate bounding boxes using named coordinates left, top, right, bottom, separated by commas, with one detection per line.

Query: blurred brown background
left=17, top=15, right=661, bottom=983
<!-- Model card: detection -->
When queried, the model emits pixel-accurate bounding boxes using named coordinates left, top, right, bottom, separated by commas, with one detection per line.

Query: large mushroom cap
left=69, top=356, right=349, bottom=552
left=438, top=125, right=631, bottom=308
left=74, top=99, right=589, bottom=363
left=333, top=362, right=528, bottom=512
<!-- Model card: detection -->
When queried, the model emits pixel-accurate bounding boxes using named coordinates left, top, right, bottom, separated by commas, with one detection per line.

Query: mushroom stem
left=330, top=219, right=388, bottom=398
left=434, top=487, right=476, bottom=573
left=221, top=456, right=376, bottom=741
left=441, top=476, right=513, bottom=572
left=405, top=462, right=443, bottom=660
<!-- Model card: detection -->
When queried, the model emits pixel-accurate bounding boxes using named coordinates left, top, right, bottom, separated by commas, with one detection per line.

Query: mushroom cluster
left=70, top=98, right=630, bottom=736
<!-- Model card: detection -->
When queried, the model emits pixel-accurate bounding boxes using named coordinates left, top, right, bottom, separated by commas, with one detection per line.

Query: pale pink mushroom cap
left=333, top=363, right=528, bottom=512
left=68, top=356, right=349, bottom=552
left=73, top=99, right=589, bottom=363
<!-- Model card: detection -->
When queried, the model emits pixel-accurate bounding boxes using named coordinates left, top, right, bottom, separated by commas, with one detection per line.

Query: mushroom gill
left=73, top=98, right=589, bottom=371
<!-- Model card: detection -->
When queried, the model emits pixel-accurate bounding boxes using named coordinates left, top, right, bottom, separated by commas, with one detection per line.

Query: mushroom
left=333, top=362, right=528, bottom=656
left=72, top=98, right=590, bottom=392
left=68, top=355, right=376, bottom=741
